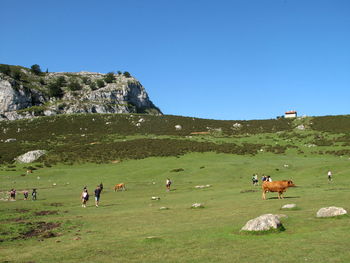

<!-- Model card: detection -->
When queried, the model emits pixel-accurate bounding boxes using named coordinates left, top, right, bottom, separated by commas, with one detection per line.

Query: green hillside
left=1, top=113, right=350, bottom=166
left=1, top=113, right=350, bottom=263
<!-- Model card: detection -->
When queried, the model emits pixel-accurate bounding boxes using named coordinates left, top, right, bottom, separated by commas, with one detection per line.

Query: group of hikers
left=8, top=188, right=37, bottom=201
left=252, top=170, right=333, bottom=186
left=251, top=174, right=272, bottom=186
left=81, top=183, right=103, bottom=208
left=81, top=179, right=172, bottom=208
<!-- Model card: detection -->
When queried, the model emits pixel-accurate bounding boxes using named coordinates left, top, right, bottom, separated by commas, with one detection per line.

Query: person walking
left=94, top=185, right=102, bottom=207
left=31, top=189, right=37, bottom=200
left=23, top=190, right=29, bottom=200
left=252, top=174, right=258, bottom=186
left=9, top=189, right=16, bottom=201
left=99, top=182, right=104, bottom=193
left=81, top=187, right=89, bottom=208
left=327, top=170, right=332, bottom=182
left=166, top=178, right=172, bottom=192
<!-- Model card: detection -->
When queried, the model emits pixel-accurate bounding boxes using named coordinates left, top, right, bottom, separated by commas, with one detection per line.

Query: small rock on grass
left=191, top=203, right=204, bottom=208
left=316, top=206, right=347, bottom=218
left=282, top=204, right=296, bottom=209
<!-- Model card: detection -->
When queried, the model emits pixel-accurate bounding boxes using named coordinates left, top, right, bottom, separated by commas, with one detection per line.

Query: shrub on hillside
left=0, top=64, right=11, bottom=75
left=68, top=79, right=82, bottom=91
left=89, top=82, right=97, bottom=91
left=31, top=64, right=42, bottom=75
left=11, top=69, right=22, bottom=81
left=123, top=71, right=131, bottom=78
left=56, top=76, right=67, bottom=87
left=47, top=81, right=64, bottom=98
left=96, top=79, right=105, bottom=88
left=104, top=72, right=115, bottom=83
left=81, top=77, right=90, bottom=85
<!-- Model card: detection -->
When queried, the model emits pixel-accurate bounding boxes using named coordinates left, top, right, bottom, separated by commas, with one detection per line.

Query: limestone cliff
left=0, top=64, right=161, bottom=121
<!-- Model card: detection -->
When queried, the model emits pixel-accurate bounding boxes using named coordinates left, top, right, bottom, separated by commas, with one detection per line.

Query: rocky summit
left=0, top=64, right=161, bottom=121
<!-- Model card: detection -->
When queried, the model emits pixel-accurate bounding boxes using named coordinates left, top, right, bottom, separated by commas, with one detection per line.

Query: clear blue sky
left=1, top=0, right=349, bottom=120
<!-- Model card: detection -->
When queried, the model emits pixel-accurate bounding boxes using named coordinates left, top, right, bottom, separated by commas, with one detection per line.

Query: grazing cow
left=114, top=183, right=126, bottom=192
left=262, top=180, right=295, bottom=200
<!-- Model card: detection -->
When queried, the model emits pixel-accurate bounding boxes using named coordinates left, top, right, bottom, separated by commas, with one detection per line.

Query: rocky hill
left=0, top=64, right=161, bottom=121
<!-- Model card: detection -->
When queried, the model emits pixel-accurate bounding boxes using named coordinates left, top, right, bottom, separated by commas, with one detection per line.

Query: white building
left=285, top=111, right=297, bottom=118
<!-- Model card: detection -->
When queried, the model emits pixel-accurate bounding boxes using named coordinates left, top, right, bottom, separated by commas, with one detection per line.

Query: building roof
left=285, top=111, right=297, bottom=114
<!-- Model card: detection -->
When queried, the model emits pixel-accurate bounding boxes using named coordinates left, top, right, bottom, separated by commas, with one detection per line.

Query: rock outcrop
left=16, top=150, right=47, bottom=163
left=0, top=65, right=161, bottom=121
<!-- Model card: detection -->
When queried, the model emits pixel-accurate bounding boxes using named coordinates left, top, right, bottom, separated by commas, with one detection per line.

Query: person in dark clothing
left=99, top=182, right=104, bottom=193
left=94, top=185, right=102, bottom=207
left=32, top=189, right=37, bottom=200
left=9, top=189, right=16, bottom=201
left=23, top=190, right=29, bottom=200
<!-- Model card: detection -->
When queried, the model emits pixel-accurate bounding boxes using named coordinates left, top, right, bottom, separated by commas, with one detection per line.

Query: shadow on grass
left=267, top=196, right=300, bottom=200
left=240, top=225, right=286, bottom=236
left=99, top=203, right=122, bottom=207
left=317, top=214, right=348, bottom=220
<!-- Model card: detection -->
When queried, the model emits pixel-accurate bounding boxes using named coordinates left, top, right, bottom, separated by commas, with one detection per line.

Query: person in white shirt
left=327, top=170, right=332, bottom=182
left=166, top=178, right=172, bottom=191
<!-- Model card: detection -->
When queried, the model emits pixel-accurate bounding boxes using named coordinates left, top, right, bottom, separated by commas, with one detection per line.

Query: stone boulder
left=281, top=204, right=296, bottom=209
left=15, top=150, right=47, bottom=163
left=241, top=214, right=284, bottom=231
left=175, top=125, right=182, bottom=131
left=151, top=196, right=160, bottom=200
left=191, top=203, right=204, bottom=208
left=316, top=206, right=347, bottom=218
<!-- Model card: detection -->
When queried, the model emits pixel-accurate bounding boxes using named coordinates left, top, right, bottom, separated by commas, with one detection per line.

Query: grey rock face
left=0, top=79, right=32, bottom=113
left=316, top=207, right=347, bottom=218
left=0, top=69, right=161, bottom=121
left=15, top=150, right=47, bottom=163
left=241, top=214, right=283, bottom=231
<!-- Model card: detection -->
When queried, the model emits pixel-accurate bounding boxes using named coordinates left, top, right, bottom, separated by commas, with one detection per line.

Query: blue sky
left=1, top=0, right=349, bottom=120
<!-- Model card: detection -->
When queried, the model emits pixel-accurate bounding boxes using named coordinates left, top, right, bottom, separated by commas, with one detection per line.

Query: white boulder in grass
left=191, top=203, right=204, bottom=208
left=15, top=150, right=47, bottom=163
left=241, top=214, right=283, bottom=231
left=151, top=196, right=160, bottom=200
left=316, top=207, right=347, bottom=218
left=175, top=125, right=182, bottom=130
left=282, top=204, right=296, bottom=209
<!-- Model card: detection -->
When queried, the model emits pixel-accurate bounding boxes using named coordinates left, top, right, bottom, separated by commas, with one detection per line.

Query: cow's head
left=287, top=180, right=296, bottom=187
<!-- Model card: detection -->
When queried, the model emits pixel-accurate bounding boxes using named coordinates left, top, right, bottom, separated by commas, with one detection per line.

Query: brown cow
left=262, top=180, right=295, bottom=200
left=114, top=183, right=126, bottom=192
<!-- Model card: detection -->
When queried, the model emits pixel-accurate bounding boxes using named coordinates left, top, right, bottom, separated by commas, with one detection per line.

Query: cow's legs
left=278, top=191, right=284, bottom=199
left=262, top=191, right=266, bottom=200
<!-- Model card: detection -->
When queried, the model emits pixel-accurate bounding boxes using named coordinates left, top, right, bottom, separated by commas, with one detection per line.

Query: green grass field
left=1, top=152, right=350, bottom=263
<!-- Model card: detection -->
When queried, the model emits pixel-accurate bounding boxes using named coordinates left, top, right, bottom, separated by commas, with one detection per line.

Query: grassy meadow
left=1, top=152, right=350, bottom=262
left=1, top=113, right=350, bottom=262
